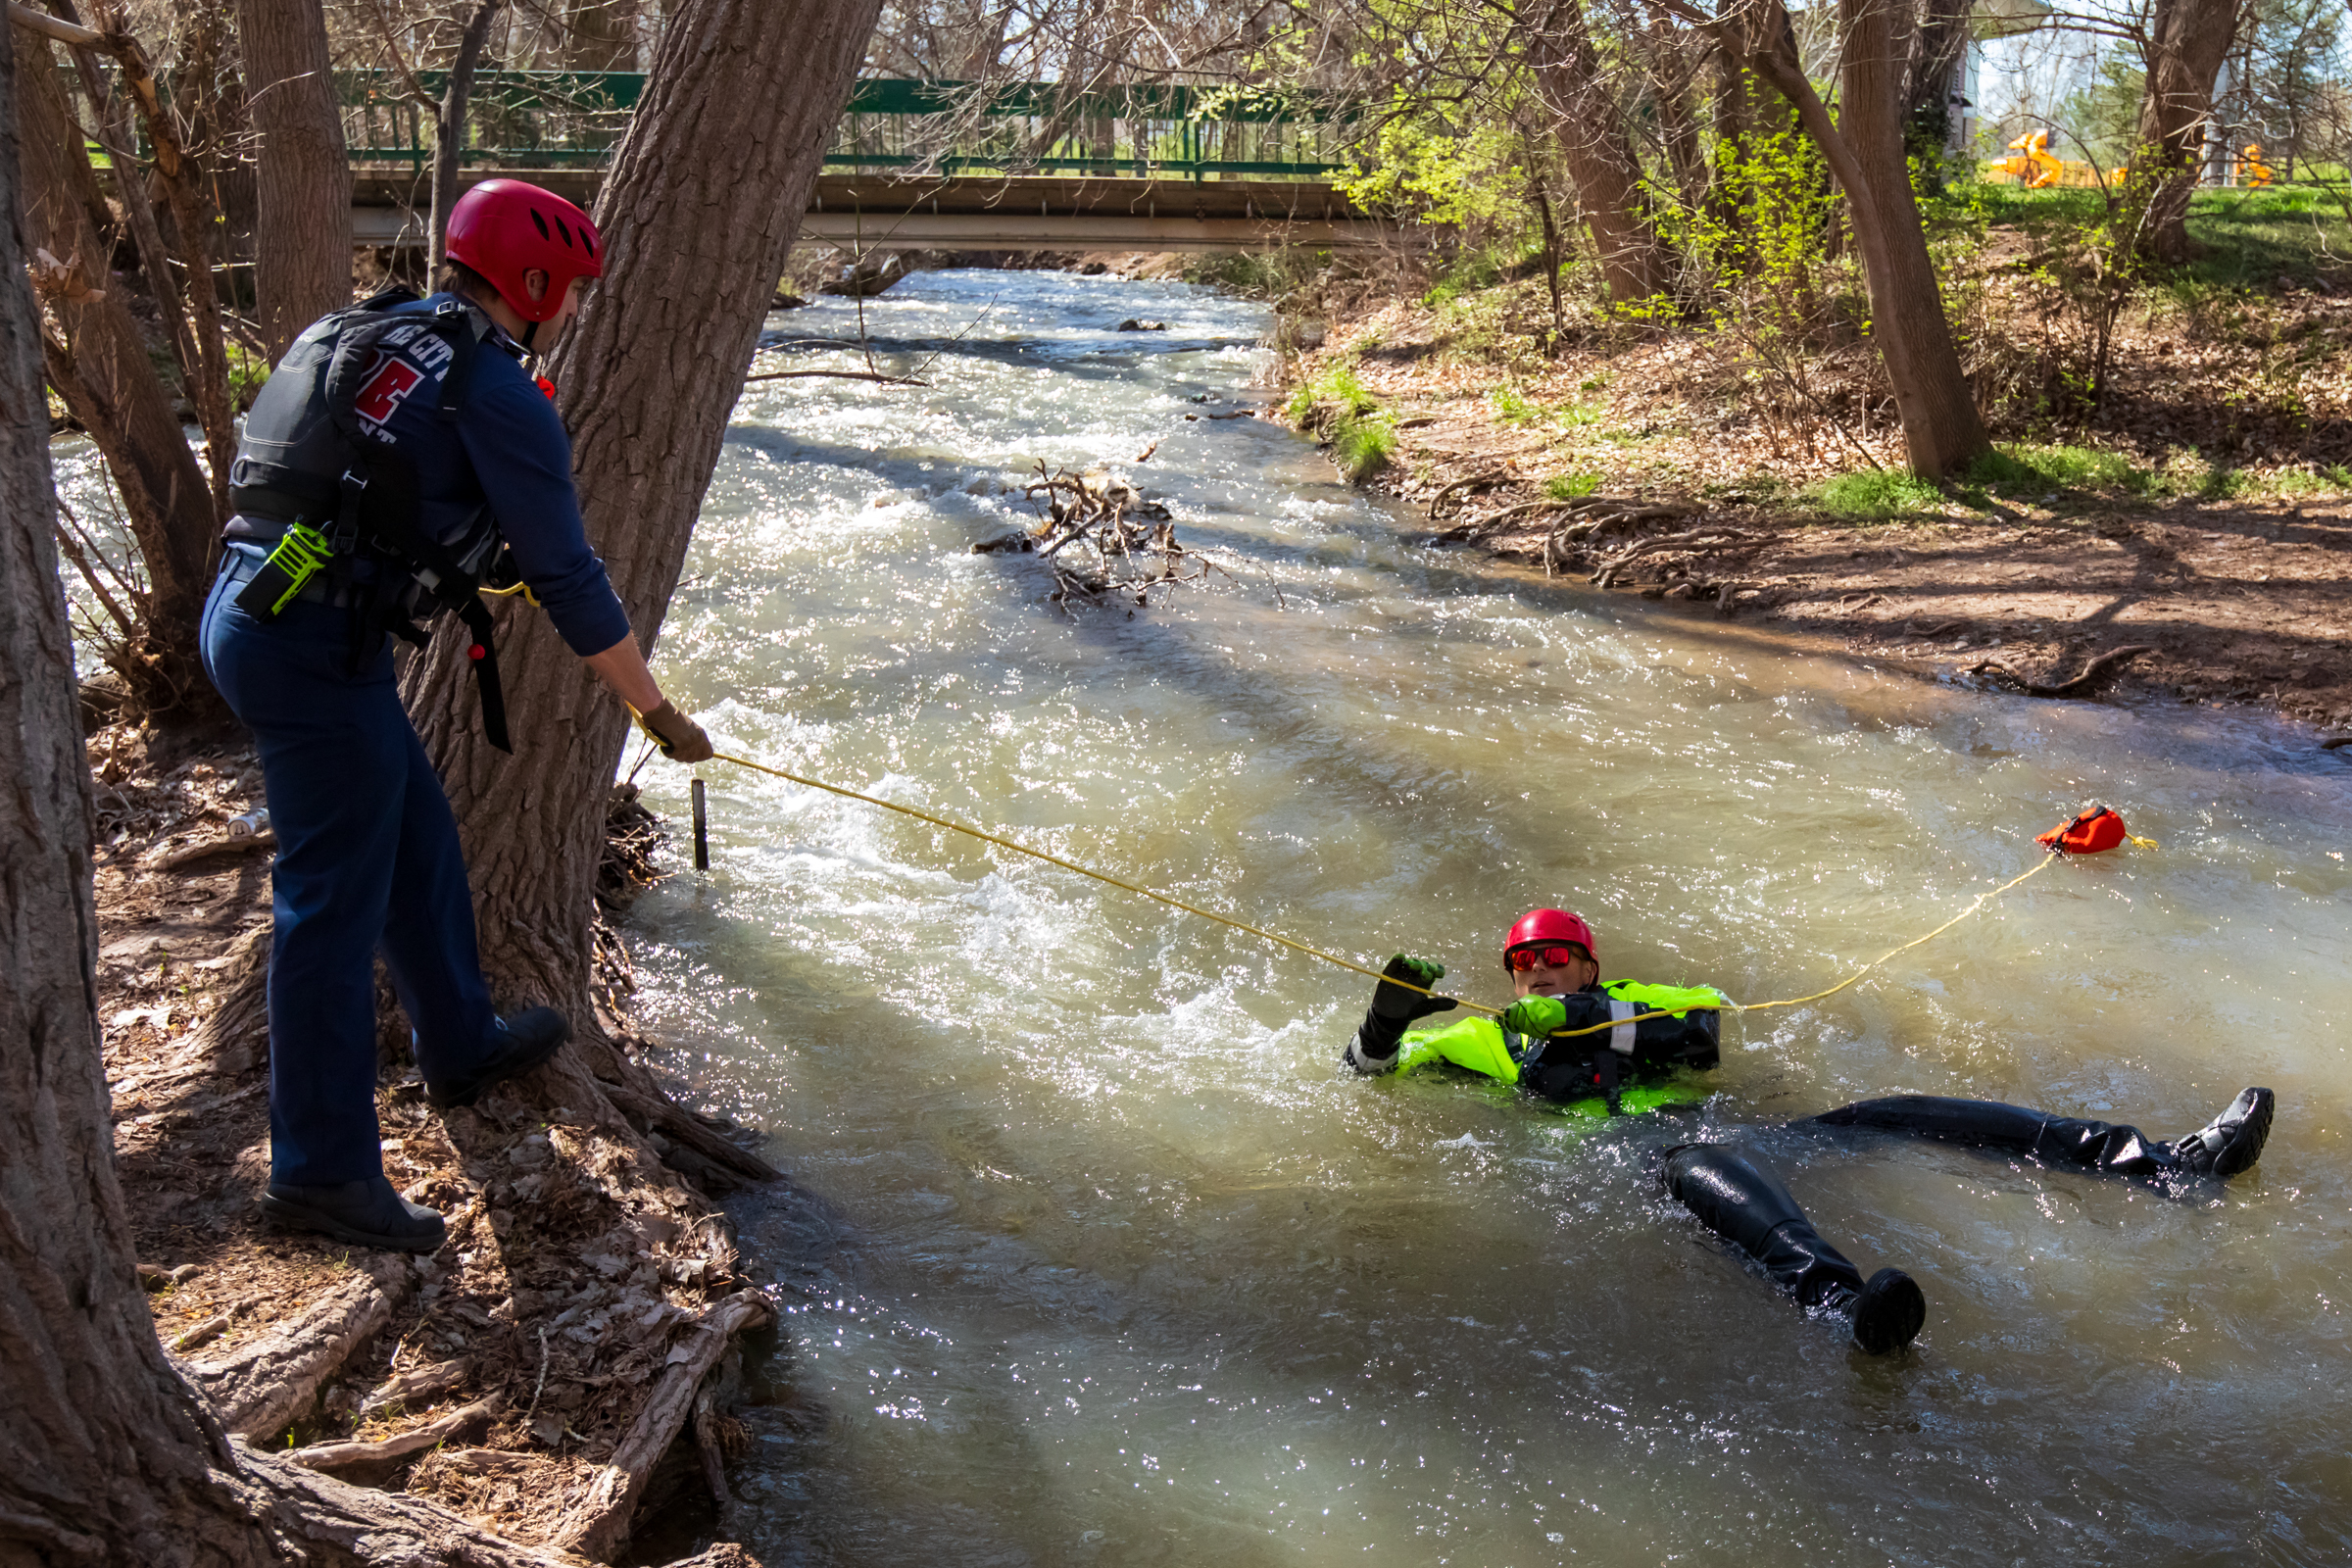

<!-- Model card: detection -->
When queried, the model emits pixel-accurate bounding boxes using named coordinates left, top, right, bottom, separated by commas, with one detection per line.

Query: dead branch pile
left=978, top=463, right=1228, bottom=608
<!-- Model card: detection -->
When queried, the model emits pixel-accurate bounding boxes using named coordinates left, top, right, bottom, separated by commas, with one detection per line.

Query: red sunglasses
left=1506, top=944, right=1591, bottom=972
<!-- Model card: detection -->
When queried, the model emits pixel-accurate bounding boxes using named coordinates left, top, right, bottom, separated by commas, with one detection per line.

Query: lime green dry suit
left=1342, top=979, right=1726, bottom=1114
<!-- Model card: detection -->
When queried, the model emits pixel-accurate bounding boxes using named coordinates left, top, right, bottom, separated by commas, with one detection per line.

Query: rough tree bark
left=1527, top=0, right=1678, bottom=303
left=1706, top=0, right=1990, bottom=475
left=2133, top=0, right=2242, bottom=264
left=397, top=0, right=883, bottom=1146
left=1, top=29, right=580, bottom=1566
left=429, top=0, right=503, bottom=265
left=11, top=26, right=218, bottom=703
left=1900, top=0, right=1972, bottom=168
left=236, top=0, right=352, bottom=356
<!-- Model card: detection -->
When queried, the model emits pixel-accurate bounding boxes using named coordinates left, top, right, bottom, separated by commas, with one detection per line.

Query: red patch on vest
left=353, top=356, right=425, bottom=425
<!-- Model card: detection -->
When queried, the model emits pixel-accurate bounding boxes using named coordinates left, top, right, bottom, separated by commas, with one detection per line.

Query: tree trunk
left=6, top=43, right=738, bottom=1564
left=235, top=0, right=351, bottom=357
left=429, top=0, right=503, bottom=266
left=400, top=0, right=884, bottom=1077
left=1647, top=14, right=1711, bottom=217
left=1729, top=0, right=1990, bottom=475
left=2134, top=0, right=2241, bottom=264
left=1528, top=0, right=1677, bottom=303
left=1901, top=0, right=1972, bottom=171
left=12, top=31, right=218, bottom=705
left=80, top=1, right=240, bottom=519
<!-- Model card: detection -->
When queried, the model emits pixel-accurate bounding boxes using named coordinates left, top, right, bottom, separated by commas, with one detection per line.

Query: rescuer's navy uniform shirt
left=357, top=292, right=631, bottom=656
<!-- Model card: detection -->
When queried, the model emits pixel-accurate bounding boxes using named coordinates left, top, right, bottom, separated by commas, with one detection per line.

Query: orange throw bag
left=2037, top=803, right=2138, bottom=855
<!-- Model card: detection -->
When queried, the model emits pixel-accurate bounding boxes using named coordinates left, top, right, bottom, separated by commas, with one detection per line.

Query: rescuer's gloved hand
left=641, top=699, right=714, bottom=763
left=1371, top=955, right=1456, bottom=1023
left=1500, top=995, right=1569, bottom=1038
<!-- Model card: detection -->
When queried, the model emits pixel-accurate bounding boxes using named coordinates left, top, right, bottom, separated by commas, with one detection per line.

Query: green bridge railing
left=338, top=74, right=1358, bottom=180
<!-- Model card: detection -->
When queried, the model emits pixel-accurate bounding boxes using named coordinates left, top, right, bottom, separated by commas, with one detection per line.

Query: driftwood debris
left=182, top=1254, right=420, bottom=1438
left=1969, top=644, right=2158, bottom=698
left=1004, top=463, right=1222, bottom=608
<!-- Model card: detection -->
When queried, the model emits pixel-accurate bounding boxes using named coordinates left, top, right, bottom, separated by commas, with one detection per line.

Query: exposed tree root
left=181, top=1255, right=421, bottom=1438
left=1427, top=468, right=1509, bottom=517
left=1969, top=644, right=2158, bottom=697
left=218, top=1438, right=585, bottom=1566
left=554, top=1291, right=774, bottom=1562
left=291, top=1395, right=504, bottom=1474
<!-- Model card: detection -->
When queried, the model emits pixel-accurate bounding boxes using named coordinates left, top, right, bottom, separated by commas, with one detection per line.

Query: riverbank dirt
left=1285, top=289, right=2352, bottom=741
left=92, top=718, right=793, bottom=1565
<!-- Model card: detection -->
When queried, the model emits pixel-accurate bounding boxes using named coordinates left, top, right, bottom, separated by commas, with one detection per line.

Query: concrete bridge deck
left=353, top=172, right=1394, bottom=254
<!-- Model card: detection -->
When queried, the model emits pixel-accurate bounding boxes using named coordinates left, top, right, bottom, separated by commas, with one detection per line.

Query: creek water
left=65, top=267, right=2344, bottom=1563
left=625, top=270, right=2352, bottom=1566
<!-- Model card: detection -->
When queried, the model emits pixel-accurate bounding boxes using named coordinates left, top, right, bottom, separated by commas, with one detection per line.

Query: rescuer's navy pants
left=202, top=551, right=499, bottom=1186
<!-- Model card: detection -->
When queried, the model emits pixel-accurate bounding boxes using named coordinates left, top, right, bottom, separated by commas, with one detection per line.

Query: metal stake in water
left=691, top=776, right=709, bottom=871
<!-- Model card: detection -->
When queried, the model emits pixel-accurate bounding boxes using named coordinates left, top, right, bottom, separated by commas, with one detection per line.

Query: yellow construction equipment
left=1987, top=129, right=2110, bottom=189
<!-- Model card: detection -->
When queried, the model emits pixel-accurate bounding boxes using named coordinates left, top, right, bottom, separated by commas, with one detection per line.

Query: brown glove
left=640, top=699, right=713, bottom=763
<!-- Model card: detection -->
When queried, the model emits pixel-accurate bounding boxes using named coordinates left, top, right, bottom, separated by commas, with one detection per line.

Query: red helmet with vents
left=444, top=178, right=604, bottom=324
left=1502, top=907, right=1596, bottom=967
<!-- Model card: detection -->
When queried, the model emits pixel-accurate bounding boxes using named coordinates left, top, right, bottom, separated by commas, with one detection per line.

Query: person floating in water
left=1341, top=907, right=2276, bottom=1356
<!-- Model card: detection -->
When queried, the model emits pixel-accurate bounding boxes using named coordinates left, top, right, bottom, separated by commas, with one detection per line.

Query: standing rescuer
left=201, top=178, right=715, bottom=1252
left=1347, top=908, right=2275, bottom=1355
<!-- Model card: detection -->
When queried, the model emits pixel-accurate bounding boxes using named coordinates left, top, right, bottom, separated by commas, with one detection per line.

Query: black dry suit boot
left=262, top=1176, right=446, bottom=1252
left=426, top=1005, right=571, bottom=1110
left=1662, top=1143, right=1926, bottom=1355
left=1804, top=1089, right=2275, bottom=1193
left=2169, top=1087, right=2275, bottom=1183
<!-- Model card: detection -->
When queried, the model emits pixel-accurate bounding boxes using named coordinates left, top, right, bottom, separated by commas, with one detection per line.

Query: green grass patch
left=1961, top=443, right=2153, bottom=501
left=1969, top=178, right=2352, bottom=294
left=1288, top=361, right=1394, bottom=482
left=1332, top=416, right=1397, bottom=481
left=1490, top=385, right=1544, bottom=426
left=1544, top=471, right=1602, bottom=500
left=1807, top=468, right=1948, bottom=518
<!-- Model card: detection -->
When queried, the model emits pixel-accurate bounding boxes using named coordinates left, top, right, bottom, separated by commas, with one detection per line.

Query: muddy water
left=619, top=270, right=2352, bottom=1567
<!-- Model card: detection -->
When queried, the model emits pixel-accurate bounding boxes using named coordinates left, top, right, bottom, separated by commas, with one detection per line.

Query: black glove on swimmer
left=1372, top=955, right=1457, bottom=1023
left=1346, top=956, right=1456, bottom=1074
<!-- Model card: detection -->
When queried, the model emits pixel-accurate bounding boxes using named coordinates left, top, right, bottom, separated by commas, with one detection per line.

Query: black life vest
left=226, top=286, right=516, bottom=751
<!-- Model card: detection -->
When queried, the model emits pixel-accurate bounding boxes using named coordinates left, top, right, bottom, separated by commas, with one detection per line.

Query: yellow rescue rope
left=637, top=721, right=2090, bottom=1045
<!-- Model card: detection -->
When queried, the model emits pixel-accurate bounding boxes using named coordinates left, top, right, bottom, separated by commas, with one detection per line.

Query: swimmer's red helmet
left=1503, top=907, right=1596, bottom=966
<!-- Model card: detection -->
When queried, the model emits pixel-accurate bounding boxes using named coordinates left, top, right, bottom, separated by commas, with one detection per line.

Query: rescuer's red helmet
left=444, top=178, right=604, bottom=324
left=1503, top=907, right=1596, bottom=968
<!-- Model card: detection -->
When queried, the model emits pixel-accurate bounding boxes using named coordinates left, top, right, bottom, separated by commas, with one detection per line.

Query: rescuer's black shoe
left=1848, top=1268, right=1927, bottom=1356
left=262, top=1176, right=446, bottom=1253
left=426, top=1005, right=571, bottom=1109
left=2171, top=1087, right=2274, bottom=1181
